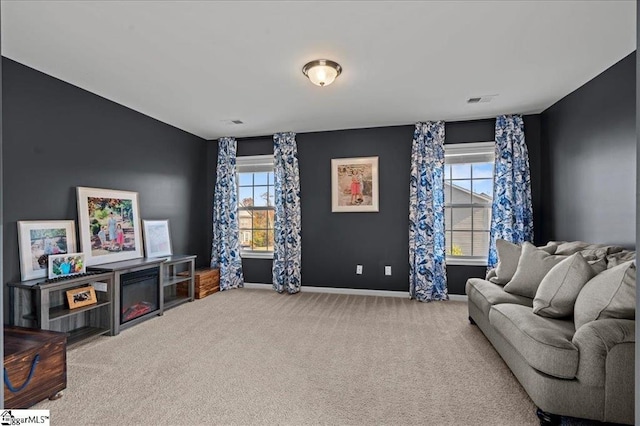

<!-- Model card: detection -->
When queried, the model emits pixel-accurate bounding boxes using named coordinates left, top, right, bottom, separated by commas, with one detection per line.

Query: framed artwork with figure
left=76, top=186, right=143, bottom=266
left=17, top=220, right=77, bottom=281
left=331, top=156, right=379, bottom=212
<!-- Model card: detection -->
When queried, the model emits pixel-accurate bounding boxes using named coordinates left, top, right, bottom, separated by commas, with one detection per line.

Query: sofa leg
left=468, top=316, right=477, bottom=325
left=536, top=408, right=560, bottom=426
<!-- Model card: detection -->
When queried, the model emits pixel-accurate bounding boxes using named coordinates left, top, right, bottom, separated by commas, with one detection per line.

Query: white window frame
left=444, top=142, right=495, bottom=267
left=236, top=155, right=275, bottom=259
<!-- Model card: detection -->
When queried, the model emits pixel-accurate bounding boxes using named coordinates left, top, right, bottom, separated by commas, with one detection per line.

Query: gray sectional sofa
left=466, top=241, right=635, bottom=425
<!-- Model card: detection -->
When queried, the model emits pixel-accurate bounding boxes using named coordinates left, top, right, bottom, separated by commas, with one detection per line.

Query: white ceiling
left=1, top=1, right=636, bottom=140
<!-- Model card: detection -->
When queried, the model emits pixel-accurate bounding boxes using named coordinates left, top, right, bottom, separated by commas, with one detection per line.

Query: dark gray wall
left=541, top=52, right=636, bottom=248
left=2, top=58, right=210, bottom=318
left=227, top=115, right=543, bottom=295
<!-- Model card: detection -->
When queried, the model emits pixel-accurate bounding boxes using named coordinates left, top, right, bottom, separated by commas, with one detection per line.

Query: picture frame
left=142, top=219, right=173, bottom=258
left=48, top=253, right=86, bottom=279
left=76, top=186, right=143, bottom=266
left=66, top=286, right=97, bottom=310
left=331, top=156, right=379, bottom=212
left=17, top=220, right=77, bottom=281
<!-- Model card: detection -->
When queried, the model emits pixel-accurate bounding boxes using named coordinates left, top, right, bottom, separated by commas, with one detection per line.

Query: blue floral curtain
left=211, top=137, right=245, bottom=290
left=488, top=115, right=534, bottom=268
left=272, top=132, right=302, bottom=294
left=409, top=122, right=448, bottom=302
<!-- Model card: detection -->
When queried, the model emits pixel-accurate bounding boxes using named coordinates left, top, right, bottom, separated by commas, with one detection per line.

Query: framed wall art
left=76, top=186, right=143, bottom=266
left=17, top=220, right=77, bottom=281
left=142, top=219, right=173, bottom=258
left=331, top=156, right=379, bottom=212
left=48, top=253, right=86, bottom=279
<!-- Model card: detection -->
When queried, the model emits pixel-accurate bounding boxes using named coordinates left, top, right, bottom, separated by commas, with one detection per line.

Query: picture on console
left=48, top=252, right=86, bottom=279
left=77, top=187, right=143, bottom=266
left=17, top=220, right=77, bottom=281
left=66, top=285, right=97, bottom=310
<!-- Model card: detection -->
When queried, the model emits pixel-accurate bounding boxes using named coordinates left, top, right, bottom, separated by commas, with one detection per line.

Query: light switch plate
left=356, top=265, right=363, bottom=274
left=385, top=266, right=392, bottom=276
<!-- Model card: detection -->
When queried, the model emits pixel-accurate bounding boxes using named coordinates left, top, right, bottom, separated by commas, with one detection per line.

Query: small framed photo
left=143, top=220, right=173, bottom=258
left=331, top=156, right=379, bottom=212
left=17, top=220, right=77, bottom=281
left=66, top=286, right=97, bottom=310
left=48, top=253, right=86, bottom=279
left=76, top=186, right=143, bottom=266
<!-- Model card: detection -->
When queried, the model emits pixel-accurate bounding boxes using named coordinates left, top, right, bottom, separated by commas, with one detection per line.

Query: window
left=444, top=142, right=495, bottom=265
left=236, top=155, right=275, bottom=259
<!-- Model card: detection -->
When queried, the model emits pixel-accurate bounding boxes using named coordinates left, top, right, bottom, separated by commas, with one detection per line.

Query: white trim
left=446, top=258, right=488, bottom=267
left=449, top=294, right=468, bottom=302
left=243, top=282, right=468, bottom=301
left=241, top=251, right=274, bottom=259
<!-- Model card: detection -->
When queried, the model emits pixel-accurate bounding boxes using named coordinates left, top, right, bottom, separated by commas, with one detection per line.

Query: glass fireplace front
left=120, top=268, right=159, bottom=324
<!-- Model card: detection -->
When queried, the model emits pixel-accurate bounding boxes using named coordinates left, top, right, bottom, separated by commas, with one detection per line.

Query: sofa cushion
left=533, top=253, right=596, bottom=318
left=489, top=240, right=557, bottom=285
left=504, top=242, right=567, bottom=298
left=489, top=304, right=578, bottom=379
left=466, top=278, right=533, bottom=317
left=574, top=261, right=636, bottom=330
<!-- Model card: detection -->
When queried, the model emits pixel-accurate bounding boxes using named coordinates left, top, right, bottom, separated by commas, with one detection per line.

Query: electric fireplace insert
left=120, top=268, right=159, bottom=324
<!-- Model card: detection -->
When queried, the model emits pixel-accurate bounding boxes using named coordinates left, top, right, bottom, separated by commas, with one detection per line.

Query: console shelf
left=9, top=272, right=115, bottom=346
left=160, top=255, right=196, bottom=313
left=163, top=275, right=192, bottom=288
left=9, top=256, right=197, bottom=344
left=67, top=326, right=111, bottom=346
left=49, top=299, right=111, bottom=321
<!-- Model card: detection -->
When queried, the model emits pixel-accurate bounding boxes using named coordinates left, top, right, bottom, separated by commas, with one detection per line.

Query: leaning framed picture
left=142, top=219, right=173, bottom=258
left=331, top=156, right=379, bottom=212
left=66, top=286, right=97, bottom=309
left=76, top=186, right=143, bottom=266
left=17, top=220, right=77, bottom=281
left=48, top=253, right=86, bottom=279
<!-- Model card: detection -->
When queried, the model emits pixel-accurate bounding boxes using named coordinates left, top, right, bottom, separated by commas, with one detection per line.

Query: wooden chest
left=178, top=268, right=220, bottom=299
left=4, top=326, right=67, bottom=408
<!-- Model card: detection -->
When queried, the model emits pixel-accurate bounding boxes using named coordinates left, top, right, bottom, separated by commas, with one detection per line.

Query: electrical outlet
left=356, top=265, right=363, bottom=275
left=385, top=266, right=392, bottom=276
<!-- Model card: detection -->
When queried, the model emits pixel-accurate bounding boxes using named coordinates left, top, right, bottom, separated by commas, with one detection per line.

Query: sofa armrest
left=572, top=318, right=635, bottom=387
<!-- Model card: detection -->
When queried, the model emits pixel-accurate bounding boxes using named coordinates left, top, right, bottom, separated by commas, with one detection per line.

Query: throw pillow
left=504, top=242, right=567, bottom=298
left=578, top=247, right=609, bottom=260
left=574, top=261, right=636, bottom=330
left=606, top=251, right=636, bottom=268
left=533, top=253, right=595, bottom=318
left=489, top=240, right=557, bottom=285
left=486, top=269, right=497, bottom=281
left=588, top=258, right=608, bottom=275
left=555, top=241, right=592, bottom=255
left=555, top=241, right=624, bottom=256
left=488, top=240, right=521, bottom=285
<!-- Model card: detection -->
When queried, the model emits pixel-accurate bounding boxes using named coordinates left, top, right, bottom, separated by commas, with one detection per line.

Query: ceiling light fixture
left=302, top=59, right=342, bottom=87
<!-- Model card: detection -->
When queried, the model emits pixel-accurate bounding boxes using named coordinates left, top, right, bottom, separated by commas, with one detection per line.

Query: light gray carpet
left=34, top=288, right=537, bottom=425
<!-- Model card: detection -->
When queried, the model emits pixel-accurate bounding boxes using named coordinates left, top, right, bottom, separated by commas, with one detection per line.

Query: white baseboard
left=243, top=282, right=468, bottom=302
